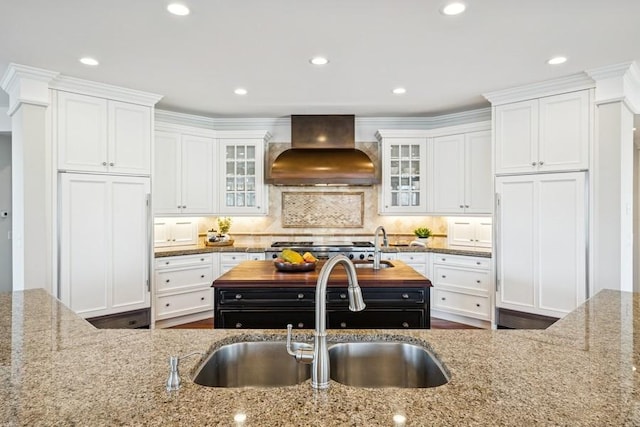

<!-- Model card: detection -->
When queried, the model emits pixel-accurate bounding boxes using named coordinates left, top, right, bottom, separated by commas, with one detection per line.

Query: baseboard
left=154, top=311, right=212, bottom=329
left=431, top=309, right=491, bottom=329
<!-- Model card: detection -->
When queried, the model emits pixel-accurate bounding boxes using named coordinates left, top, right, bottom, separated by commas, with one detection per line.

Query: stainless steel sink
left=328, top=341, right=449, bottom=388
left=192, top=341, right=311, bottom=387
left=353, top=260, right=394, bottom=269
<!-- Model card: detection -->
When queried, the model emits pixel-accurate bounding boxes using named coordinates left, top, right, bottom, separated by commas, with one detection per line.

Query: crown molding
left=50, top=75, right=163, bottom=106
left=155, top=109, right=287, bottom=130
left=483, top=72, right=595, bottom=106
left=375, top=120, right=491, bottom=141
left=0, top=63, right=59, bottom=116
left=586, top=61, right=640, bottom=113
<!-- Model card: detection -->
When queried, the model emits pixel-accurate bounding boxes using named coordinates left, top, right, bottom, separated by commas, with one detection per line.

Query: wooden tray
left=205, top=239, right=234, bottom=247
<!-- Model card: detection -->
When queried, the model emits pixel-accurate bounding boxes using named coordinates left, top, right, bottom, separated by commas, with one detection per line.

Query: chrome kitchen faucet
left=286, top=254, right=366, bottom=389
left=373, top=225, right=388, bottom=270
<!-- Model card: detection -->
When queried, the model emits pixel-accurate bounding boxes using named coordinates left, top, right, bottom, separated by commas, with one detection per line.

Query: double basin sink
left=192, top=340, right=449, bottom=389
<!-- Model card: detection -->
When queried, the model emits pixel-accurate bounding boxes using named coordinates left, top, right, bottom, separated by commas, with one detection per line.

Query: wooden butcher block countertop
left=212, top=259, right=432, bottom=288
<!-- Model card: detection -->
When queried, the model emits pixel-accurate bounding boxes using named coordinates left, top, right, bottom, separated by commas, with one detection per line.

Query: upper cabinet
left=57, top=91, right=152, bottom=175
left=218, top=135, right=268, bottom=215
left=429, top=130, right=492, bottom=214
left=494, top=90, right=590, bottom=175
left=377, top=133, right=428, bottom=214
left=154, top=130, right=214, bottom=215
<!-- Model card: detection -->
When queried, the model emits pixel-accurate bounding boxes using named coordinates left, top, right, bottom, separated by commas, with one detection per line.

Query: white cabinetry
left=447, top=217, right=492, bottom=248
left=153, top=218, right=198, bottom=247
left=397, top=252, right=430, bottom=278
left=218, top=135, right=268, bottom=215
left=429, top=130, right=492, bottom=214
left=57, top=91, right=152, bottom=175
left=377, top=135, right=427, bottom=214
left=59, top=173, right=151, bottom=318
left=154, top=130, right=214, bottom=215
left=219, top=252, right=264, bottom=275
left=494, top=90, right=590, bottom=175
left=495, top=172, right=586, bottom=318
left=431, top=254, right=492, bottom=326
left=154, top=254, right=215, bottom=326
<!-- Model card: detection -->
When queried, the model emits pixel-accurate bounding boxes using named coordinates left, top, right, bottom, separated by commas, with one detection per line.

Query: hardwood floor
left=169, top=317, right=479, bottom=329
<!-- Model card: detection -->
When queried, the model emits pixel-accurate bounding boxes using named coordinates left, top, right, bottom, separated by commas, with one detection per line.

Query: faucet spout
left=373, top=225, right=388, bottom=270
left=312, top=254, right=365, bottom=389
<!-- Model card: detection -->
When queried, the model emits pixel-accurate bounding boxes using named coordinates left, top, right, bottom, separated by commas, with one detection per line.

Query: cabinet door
left=218, top=139, right=266, bottom=215
left=153, top=131, right=181, bottom=214
left=172, top=219, right=198, bottom=245
left=495, top=176, right=536, bottom=311
left=60, top=174, right=110, bottom=315
left=538, top=91, right=589, bottom=172
left=58, top=91, right=108, bottom=172
left=430, top=134, right=465, bottom=213
left=380, top=139, right=427, bottom=214
left=475, top=218, right=493, bottom=248
left=108, top=101, right=151, bottom=175
left=447, top=218, right=476, bottom=247
left=494, top=99, right=538, bottom=175
left=153, top=219, right=172, bottom=247
left=110, top=176, right=150, bottom=310
left=464, top=130, right=492, bottom=213
left=181, top=134, right=214, bottom=214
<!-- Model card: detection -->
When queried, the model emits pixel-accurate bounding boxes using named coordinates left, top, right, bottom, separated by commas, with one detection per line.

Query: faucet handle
left=286, top=324, right=314, bottom=364
left=166, top=356, right=181, bottom=392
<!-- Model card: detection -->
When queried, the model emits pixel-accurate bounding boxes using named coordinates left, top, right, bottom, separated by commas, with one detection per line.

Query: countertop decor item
left=273, top=260, right=317, bottom=272
left=413, top=227, right=432, bottom=239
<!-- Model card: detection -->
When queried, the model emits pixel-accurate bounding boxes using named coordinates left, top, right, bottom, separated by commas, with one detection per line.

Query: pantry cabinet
left=59, top=173, right=151, bottom=318
left=429, top=130, right=492, bottom=214
left=57, top=91, right=152, bottom=175
left=153, top=130, right=214, bottom=214
left=494, top=90, right=590, bottom=175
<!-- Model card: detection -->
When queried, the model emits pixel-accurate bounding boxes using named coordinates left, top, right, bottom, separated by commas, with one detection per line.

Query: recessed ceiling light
left=234, top=88, right=248, bottom=95
left=310, top=56, right=329, bottom=66
left=79, top=57, right=99, bottom=66
left=167, top=3, right=190, bottom=16
left=392, top=87, right=407, bottom=95
left=547, top=56, right=567, bottom=65
left=441, top=2, right=466, bottom=15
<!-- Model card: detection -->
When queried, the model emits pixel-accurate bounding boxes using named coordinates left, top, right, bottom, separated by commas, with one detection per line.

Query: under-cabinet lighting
left=79, top=57, right=99, bottom=66
left=310, top=56, right=329, bottom=66
left=234, top=88, right=248, bottom=95
left=392, top=87, right=407, bottom=95
left=441, top=2, right=466, bottom=15
left=167, top=3, right=190, bottom=16
left=547, top=56, right=567, bottom=65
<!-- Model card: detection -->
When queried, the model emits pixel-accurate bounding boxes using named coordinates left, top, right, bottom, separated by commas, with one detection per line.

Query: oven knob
left=348, top=254, right=354, bottom=260
left=359, top=254, right=365, bottom=260
left=272, top=253, right=278, bottom=259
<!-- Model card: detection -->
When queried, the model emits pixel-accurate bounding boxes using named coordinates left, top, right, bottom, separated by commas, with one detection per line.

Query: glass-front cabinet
left=378, top=134, right=427, bottom=214
left=217, top=133, right=269, bottom=215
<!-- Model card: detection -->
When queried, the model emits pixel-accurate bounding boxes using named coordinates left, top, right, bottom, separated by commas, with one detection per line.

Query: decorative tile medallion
left=282, top=192, right=364, bottom=228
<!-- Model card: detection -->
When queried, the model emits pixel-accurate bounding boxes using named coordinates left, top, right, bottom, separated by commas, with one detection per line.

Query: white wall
left=0, top=134, right=11, bottom=292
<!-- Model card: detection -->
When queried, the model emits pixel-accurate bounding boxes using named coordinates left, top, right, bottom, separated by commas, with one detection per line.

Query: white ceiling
left=1, top=0, right=640, bottom=118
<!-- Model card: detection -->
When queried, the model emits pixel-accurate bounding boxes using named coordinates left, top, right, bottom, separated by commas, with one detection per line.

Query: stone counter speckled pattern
left=155, top=244, right=492, bottom=258
left=2, top=289, right=638, bottom=426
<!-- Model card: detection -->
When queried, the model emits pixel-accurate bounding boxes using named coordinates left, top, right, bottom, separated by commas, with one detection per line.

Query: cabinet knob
left=469, top=239, right=474, bottom=242
left=297, top=322, right=304, bottom=328
left=441, top=297, right=446, bottom=301
left=177, top=205, right=181, bottom=209
left=531, top=161, right=537, bottom=166
left=200, top=258, right=205, bottom=261
left=201, top=297, right=205, bottom=301
left=235, top=322, right=242, bottom=328
left=476, top=280, right=481, bottom=284
left=165, top=279, right=170, bottom=283
left=166, top=239, right=171, bottom=242
left=401, top=293, right=409, bottom=299
left=459, top=205, right=464, bottom=208
left=340, top=293, right=347, bottom=299
left=340, top=322, right=347, bottom=328
left=235, top=294, right=242, bottom=299
left=465, top=205, right=469, bottom=208
left=165, top=303, right=170, bottom=307
left=476, top=303, right=481, bottom=307
left=172, top=239, right=176, bottom=242
left=402, top=322, right=409, bottom=328
left=165, top=261, right=170, bottom=265
left=256, top=206, right=260, bottom=209
left=441, top=258, right=446, bottom=262
left=109, top=162, right=114, bottom=166
left=476, top=261, right=481, bottom=265
left=102, top=161, right=107, bottom=166
left=200, top=275, right=205, bottom=278
left=297, top=293, right=304, bottom=299
left=539, top=161, right=544, bottom=165
left=441, top=275, right=446, bottom=278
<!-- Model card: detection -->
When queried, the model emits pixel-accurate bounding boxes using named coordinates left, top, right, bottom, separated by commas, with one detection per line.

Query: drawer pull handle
left=476, top=280, right=481, bottom=284
left=235, top=322, right=242, bottom=328
left=201, top=258, right=205, bottom=261
left=441, top=275, right=446, bottom=278
left=165, top=279, right=170, bottom=283
left=165, top=303, right=170, bottom=307
left=476, top=262, right=481, bottom=265
left=201, top=275, right=205, bottom=278
left=201, top=297, right=205, bottom=301
left=401, top=293, right=409, bottom=299
left=340, top=322, right=347, bottom=328
left=476, top=303, right=481, bottom=307
left=441, top=258, right=446, bottom=261
left=235, top=294, right=242, bottom=300
left=441, top=297, right=446, bottom=301
left=165, top=261, right=170, bottom=265
left=402, top=322, right=409, bottom=328
left=298, top=322, right=304, bottom=328
left=297, top=293, right=304, bottom=299
left=340, top=293, right=347, bottom=299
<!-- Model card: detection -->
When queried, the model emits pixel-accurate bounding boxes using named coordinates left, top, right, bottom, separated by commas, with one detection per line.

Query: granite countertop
left=155, top=243, right=492, bottom=258
left=1, top=289, right=639, bottom=425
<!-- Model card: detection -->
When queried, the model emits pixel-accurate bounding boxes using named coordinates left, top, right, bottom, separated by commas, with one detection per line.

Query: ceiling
left=1, top=0, right=640, bottom=118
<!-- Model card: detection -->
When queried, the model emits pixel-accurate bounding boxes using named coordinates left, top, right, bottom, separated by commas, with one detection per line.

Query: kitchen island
left=1, top=288, right=639, bottom=426
left=212, top=259, right=432, bottom=329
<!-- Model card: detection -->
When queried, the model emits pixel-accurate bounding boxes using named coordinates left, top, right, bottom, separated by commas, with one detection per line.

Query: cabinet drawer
left=398, top=252, right=428, bottom=263
left=155, top=254, right=212, bottom=269
left=328, top=310, right=425, bottom=329
left=433, top=289, right=490, bottom=320
left=156, top=265, right=212, bottom=293
left=156, top=289, right=213, bottom=320
left=216, top=310, right=315, bottom=329
left=432, top=254, right=490, bottom=269
left=327, top=288, right=425, bottom=305
left=432, top=265, right=490, bottom=292
left=218, top=289, right=315, bottom=306
left=220, top=253, right=248, bottom=263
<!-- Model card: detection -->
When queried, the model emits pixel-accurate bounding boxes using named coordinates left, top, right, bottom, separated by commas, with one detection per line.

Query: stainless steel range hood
left=266, top=115, right=378, bottom=186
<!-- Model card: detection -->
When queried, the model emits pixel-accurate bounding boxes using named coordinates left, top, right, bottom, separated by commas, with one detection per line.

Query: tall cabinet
left=488, top=84, right=593, bottom=325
